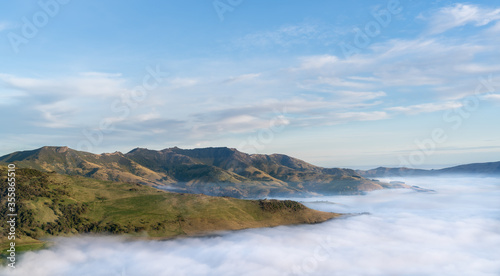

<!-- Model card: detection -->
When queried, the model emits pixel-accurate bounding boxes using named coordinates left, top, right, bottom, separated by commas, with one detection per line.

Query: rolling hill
left=0, top=146, right=409, bottom=197
left=0, top=166, right=339, bottom=254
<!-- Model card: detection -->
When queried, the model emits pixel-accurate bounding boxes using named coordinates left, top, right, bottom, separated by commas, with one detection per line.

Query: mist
left=2, top=176, right=500, bottom=276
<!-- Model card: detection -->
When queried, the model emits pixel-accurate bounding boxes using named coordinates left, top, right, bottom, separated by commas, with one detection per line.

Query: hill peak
left=127, top=147, right=151, bottom=154
left=168, top=146, right=237, bottom=151
left=39, top=146, right=71, bottom=153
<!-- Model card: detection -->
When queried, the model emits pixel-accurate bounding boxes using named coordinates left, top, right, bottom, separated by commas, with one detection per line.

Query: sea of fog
left=2, top=176, right=500, bottom=276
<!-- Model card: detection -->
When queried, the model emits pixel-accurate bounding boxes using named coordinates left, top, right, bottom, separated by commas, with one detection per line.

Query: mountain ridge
left=0, top=146, right=406, bottom=197
left=357, top=161, right=500, bottom=177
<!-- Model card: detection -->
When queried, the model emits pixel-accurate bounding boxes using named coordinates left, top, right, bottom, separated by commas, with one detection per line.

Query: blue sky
left=1, top=0, right=500, bottom=168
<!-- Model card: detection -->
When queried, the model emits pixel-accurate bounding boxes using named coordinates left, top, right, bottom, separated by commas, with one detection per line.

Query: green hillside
left=0, top=167, right=339, bottom=254
left=0, top=146, right=174, bottom=185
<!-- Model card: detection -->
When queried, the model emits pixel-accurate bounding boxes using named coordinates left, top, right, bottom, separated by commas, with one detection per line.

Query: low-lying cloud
left=2, top=176, right=499, bottom=276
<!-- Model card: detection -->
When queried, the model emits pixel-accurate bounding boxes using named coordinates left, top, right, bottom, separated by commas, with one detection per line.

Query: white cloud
left=291, top=35, right=491, bottom=94
left=334, top=111, right=389, bottom=121
left=482, top=94, right=500, bottom=102
left=0, top=72, right=131, bottom=130
left=212, top=115, right=269, bottom=133
left=289, top=26, right=499, bottom=106
left=453, top=64, right=500, bottom=74
left=488, top=21, right=500, bottom=33
left=0, top=72, right=126, bottom=98
left=189, top=104, right=288, bottom=137
left=426, top=4, right=500, bottom=34
left=310, top=76, right=375, bottom=90
left=387, top=102, right=463, bottom=115
left=170, top=92, right=388, bottom=139
left=136, top=111, right=161, bottom=122
left=223, top=73, right=261, bottom=84
left=35, top=101, right=78, bottom=128
left=297, top=55, right=339, bottom=70
left=336, top=90, right=386, bottom=101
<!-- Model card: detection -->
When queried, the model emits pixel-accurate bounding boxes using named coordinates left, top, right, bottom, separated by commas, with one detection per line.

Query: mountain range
left=357, top=161, right=500, bottom=178
left=0, top=146, right=412, bottom=198
left=1, top=146, right=496, bottom=253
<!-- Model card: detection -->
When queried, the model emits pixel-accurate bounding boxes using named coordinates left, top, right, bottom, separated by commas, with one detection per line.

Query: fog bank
left=2, top=176, right=500, bottom=276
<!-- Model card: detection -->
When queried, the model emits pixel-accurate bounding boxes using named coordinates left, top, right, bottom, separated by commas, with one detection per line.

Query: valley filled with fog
left=3, top=176, right=499, bottom=276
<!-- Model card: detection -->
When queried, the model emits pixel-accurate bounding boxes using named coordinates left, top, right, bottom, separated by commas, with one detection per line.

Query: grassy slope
left=127, top=147, right=386, bottom=196
left=0, top=167, right=339, bottom=254
left=0, top=147, right=174, bottom=186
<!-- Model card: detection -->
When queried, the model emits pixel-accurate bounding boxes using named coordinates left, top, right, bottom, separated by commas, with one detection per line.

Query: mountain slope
left=0, top=166, right=339, bottom=253
left=0, top=146, right=175, bottom=185
left=125, top=147, right=391, bottom=196
left=1, top=146, right=406, bottom=197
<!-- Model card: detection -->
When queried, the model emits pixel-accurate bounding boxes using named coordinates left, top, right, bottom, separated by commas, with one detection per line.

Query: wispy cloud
left=235, top=23, right=320, bottom=48
left=425, top=3, right=500, bottom=34
left=222, top=73, right=261, bottom=84
left=483, top=94, right=500, bottom=102
left=35, top=101, right=79, bottom=128
left=333, top=111, right=389, bottom=121
left=453, top=64, right=500, bottom=74
left=387, top=102, right=463, bottom=115
left=0, top=72, right=126, bottom=98
left=290, top=29, right=498, bottom=101
left=0, top=72, right=129, bottom=129
left=296, top=55, right=339, bottom=70
left=335, top=91, right=386, bottom=102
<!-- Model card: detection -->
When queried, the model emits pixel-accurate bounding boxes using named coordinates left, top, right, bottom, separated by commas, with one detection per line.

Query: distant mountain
left=358, top=161, right=500, bottom=178
left=438, top=161, right=500, bottom=175
left=0, top=146, right=413, bottom=198
left=357, top=167, right=432, bottom=177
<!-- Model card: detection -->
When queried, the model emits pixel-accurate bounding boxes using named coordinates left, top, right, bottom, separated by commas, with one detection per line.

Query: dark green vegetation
left=358, top=161, right=500, bottom=178
left=0, top=166, right=339, bottom=253
left=258, top=199, right=306, bottom=212
left=0, top=146, right=407, bottom=198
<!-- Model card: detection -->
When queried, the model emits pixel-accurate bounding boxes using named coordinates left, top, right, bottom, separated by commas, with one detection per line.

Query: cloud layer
left=2, top=176, right=499, bottom=276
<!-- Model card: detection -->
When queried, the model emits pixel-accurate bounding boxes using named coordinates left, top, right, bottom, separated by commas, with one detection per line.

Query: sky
left=1, top=0, right=500, bottom=168
left=1, top=176, right=499, bottom=275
